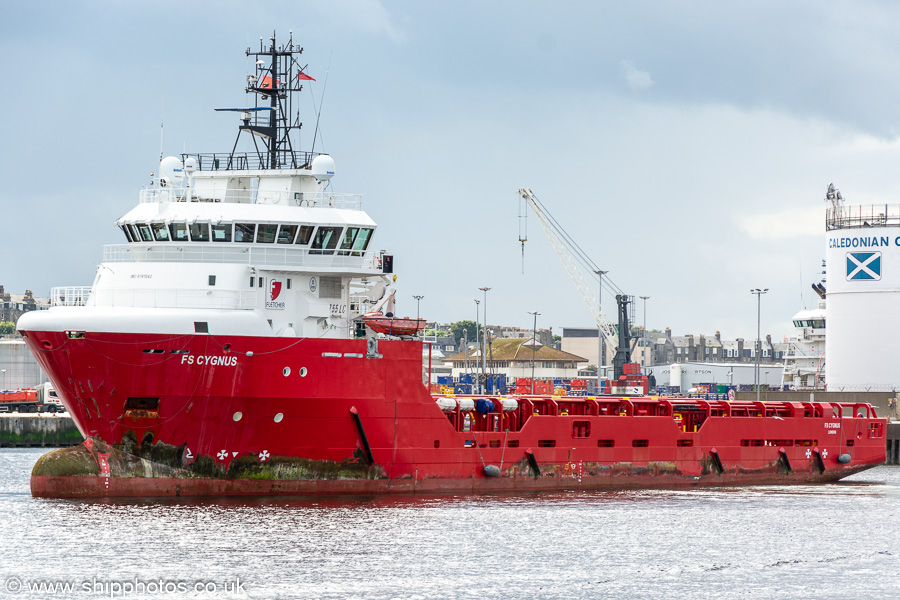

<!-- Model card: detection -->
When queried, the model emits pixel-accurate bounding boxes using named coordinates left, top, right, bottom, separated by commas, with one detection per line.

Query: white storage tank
left=669, top=364, right=682, bottom=390
left=825, top=190, right=900, bottom=390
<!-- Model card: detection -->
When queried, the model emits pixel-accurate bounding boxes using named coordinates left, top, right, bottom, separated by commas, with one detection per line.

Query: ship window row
left=792, top=319, right=825, bottom=328
left=121, top=222, right=373, bottom=254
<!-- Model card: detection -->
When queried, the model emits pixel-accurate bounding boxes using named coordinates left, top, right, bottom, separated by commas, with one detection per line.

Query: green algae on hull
left=32, top=438, right=387, bottom=481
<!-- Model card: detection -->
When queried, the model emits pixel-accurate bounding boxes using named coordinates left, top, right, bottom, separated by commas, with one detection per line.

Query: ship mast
left=233, top=31, right=315, bottom=170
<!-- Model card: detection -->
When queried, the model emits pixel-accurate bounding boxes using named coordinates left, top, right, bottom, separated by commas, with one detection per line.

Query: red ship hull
left=22, top=330, right=886, bottom=498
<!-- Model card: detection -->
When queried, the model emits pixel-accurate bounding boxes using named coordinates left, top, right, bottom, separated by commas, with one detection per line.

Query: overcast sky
left=3, top=1, right=900, bottom=341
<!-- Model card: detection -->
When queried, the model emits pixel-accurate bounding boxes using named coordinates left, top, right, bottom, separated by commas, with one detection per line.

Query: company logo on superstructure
left=829, top=235, right=896, bottom=248
left=847, top=251, right=881, bottom=281
left=266, top=278, right=286, bottom=309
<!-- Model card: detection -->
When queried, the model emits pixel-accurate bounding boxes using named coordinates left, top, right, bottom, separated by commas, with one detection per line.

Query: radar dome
left=183, top=157, right=197, bottom=173
left=159, top=156, right=184, bottom=184
left=311, top=155, right=335, bottom=181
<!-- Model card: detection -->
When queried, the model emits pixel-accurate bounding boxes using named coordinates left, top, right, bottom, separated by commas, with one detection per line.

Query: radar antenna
left=825, top=182, right=844, bottom=212
left=211, top=31, right=318, bottom=170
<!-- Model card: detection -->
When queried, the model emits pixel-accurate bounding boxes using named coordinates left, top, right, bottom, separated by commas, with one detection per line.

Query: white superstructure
left=824, top=184, right=900, bottom=391
left=781, top=301, right=826, bottom=390
left=20, top=33, right=397, bottom=341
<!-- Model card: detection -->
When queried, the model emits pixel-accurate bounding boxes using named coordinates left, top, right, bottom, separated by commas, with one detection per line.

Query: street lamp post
left=751, top=288, right=769, bottom=403
left=474, top=299, right=481, bottom=393
left=639, top=295, right=650, bottom=372
left=479, top=287, right=491, bottom=393
left=528, top=311, right=540, bottom=394
left=413, top=295, right=424, bottom=339
left=594, top=269, right=608, bottom=387
left=463, top=329, right=468, bottom=376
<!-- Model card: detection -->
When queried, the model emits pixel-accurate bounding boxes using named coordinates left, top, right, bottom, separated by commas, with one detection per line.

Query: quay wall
left=0, top=414, right=83, bottom=448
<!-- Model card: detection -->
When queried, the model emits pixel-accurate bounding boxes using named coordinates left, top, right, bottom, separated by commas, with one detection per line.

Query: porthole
left=274, top=413, right=284, bottom=423
left=299, top=367, right=308, bottom=377
left=283, top=367, right=290, bottom=377
left=233, top=411, right=243, bottom=422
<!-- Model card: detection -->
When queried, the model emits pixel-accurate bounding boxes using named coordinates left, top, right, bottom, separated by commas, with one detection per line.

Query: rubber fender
left=837, top=453, right=851, bottom=464
left=483, top=464, right=501, bottom=477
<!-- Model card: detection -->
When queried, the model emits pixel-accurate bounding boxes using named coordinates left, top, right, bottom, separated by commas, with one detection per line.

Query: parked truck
left=0, top=383, right=64, bottom=413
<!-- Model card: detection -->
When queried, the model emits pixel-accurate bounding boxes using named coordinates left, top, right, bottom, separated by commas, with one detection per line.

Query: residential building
left=443, top=337, right=587, bottom=380
left=0, top=286, right=49, bottom=325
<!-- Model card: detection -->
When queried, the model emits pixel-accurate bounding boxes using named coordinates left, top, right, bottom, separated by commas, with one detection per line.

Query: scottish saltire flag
left=846, top=251, right=881, bottom=281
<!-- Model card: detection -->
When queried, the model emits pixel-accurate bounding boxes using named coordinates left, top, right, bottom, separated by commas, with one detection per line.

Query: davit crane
left=518, top=188, right=635, bottom=380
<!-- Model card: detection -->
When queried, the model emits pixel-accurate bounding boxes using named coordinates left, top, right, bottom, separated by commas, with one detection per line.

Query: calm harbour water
left=2, top=448, right=900, bottom=599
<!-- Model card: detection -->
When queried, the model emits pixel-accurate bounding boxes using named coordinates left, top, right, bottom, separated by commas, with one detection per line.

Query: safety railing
left=183, top=151, right=318, bottom=171
left=50, top=287, right=93, bottom=307
left=826, top=205, right=900, bottom=230
left=138, top=188, right=362, bottom=209
left=102, top=244, right=383, bottom=271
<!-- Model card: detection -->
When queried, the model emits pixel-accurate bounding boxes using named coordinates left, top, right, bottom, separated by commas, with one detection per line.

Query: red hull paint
left=22, top=330, right=886, bottom=498
left=31, top=466, right=870, bottom=499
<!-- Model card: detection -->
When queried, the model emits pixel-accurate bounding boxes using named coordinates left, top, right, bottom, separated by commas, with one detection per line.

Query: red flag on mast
left=297, top=71, right=316, bottom=81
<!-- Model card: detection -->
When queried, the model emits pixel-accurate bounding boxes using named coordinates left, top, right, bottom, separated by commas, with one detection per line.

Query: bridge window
left=257, top=224, right=277, bottom=243
left=311, top=226, right=342, bottom=254
left=234, top=223, right=255, bottom=243
left=136, top=223, right=154, bottom=242
left=121, top=225, right=133, bottom=242
left=168, top=222, right=188, bottom=241
left=277, top=224, right=298, bottom=244
left=354, top=228, right=373, bottom=251
left=339, top=227, right=360, bottom=254
left=189, top=223, right=210, bottom=242
left=296, top=225, right=314, bottom=245
left=151, top=223, right=169, bottom=241
left=211, top=223, right=232, bottom=242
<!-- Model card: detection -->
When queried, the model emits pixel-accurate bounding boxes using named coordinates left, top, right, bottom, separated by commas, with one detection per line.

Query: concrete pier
left=0, top=414, right=83, bottom=448
left=886, top=423, right=900, bottom=465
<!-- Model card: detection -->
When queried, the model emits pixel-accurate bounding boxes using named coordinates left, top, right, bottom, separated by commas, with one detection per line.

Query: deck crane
left=518, top=187, right=636, bottom=380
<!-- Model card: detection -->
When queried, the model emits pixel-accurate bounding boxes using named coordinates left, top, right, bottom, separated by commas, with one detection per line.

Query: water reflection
left=2, top=449, right=900, bottom=600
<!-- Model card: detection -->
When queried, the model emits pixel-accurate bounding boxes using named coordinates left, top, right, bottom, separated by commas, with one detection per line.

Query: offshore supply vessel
left=19, top=34, right=885, bottom=498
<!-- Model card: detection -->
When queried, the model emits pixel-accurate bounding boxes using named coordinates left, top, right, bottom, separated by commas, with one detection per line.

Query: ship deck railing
left=826, top=204, right=900, bottom=230
left=51, top=286, right=257, bottom=310
left=139, top=188, right=363, bottom=209
left=434, top=393, right=881, bottom=435
left=50, top=286, right=92, bottom=307
left=101, top=243, right=382, bottom=271
left=182, top=151, right=321, bottom=172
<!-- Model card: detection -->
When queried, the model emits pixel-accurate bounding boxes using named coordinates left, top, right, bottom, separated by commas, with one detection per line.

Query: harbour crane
left=518, top=187, right=635, bottom=379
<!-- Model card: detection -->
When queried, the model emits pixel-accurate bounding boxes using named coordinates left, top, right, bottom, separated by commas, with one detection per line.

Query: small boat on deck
left=362, top=312, right=426, bottom=336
